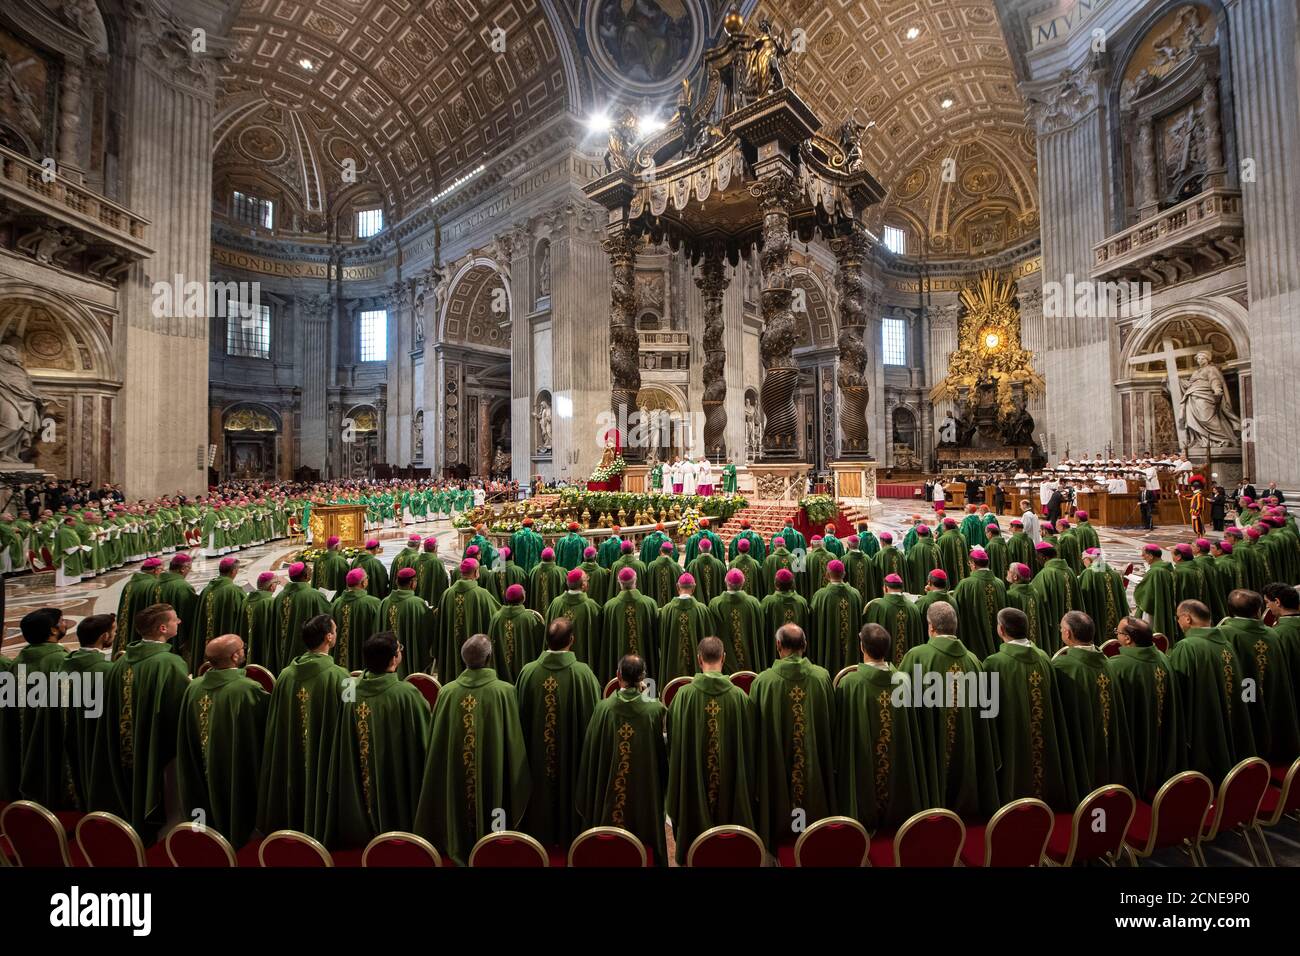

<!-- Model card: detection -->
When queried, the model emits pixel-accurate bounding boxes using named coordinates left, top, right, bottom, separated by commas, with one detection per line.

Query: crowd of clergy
left=2, top=496, right=1299, bottom=867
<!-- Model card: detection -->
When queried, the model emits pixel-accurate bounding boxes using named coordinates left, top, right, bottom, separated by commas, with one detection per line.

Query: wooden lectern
left=309, top=504, right=368, bottom=548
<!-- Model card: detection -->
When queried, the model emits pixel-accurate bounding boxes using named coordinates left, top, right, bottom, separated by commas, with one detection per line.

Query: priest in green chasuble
left=646, top=541, right=682, bottom=607
left=350, top=539, right=390, bottom=599
left=843, top=534, right=881, bottom=606
left=820, top=523, right=845, bottom=558
left=434, top=558, right=501, bottom=683
left=597, top=526, right=624, bottom=569
left=1134, top=544, right=1178, bottom=644
left=1170, top=544, right=1207, bottom=606
left=1031, top=542, right=1079, bottom=654
left=801, top=536, right=834, bottom=602
left=872, top=531, right=905, bottom=583
left=1053, top=519, right=1083, bottom=574
left=982, top=523, right=1010, bottom=580
left=257, top=614, right=350, bottom=840
left=508, top=517, right=545, bottom=573
left=834, top=624, right=930, bottom=831
left=1217, top=589, right=1300, bottom=762
left=897, top=602, right=1000, bottom=820
left=545, top=567, right=604, bottom=668
left=980, top=608, right=1078, bottom=810
left=311, top=535, right=351, bottom=592
left=601, top=567, right=660, bottom=683
left=457, top=545, right=499, bottom=603
left=959, top=504, right=987, bottom=549
left=63, top=614, right=116, bottom=810
left=415, top=634, right=530, bottom=865
left=610, top=539, right=648, bottom=591
left=271, top=562, right=332, bottom=675
left=657, top=573, right=715, bottom=685
left=639, top=522, right=670, bottom=564
left=13, top=609, right=70, bottom=808
left=1005, top=563, right=1048, bottom=650
left=666, top=636, right=757, bottom=864
left=809, top=559, right=864, bottom=677
left=156, top=553, right=198, bottom=666
left=1264, top=583, right=1300, bottom=699
left=242, top=571, right=280, bottom=667
left=390, top=534, right=423, bottom=580
left=952, top=547, right=1007, bottom=660
left=1111, top=617, right=1183, bottom=800
left=752, top=624, right=835, bottom=854
left=1193, top=539, right=1229, bottom=622
left=728, top=519, right=766, bottom=563
left=936, top=517, right=972, bottom=584
left=415, top=537, right=451, bottom=609
left=332, top=568, right=381, bottom=673
left=914, top=569, right=958, bottom=620
left=326, top=632, right=432, bottom=849
left=684, top=518, right=723, bottom=565
left=515, top=619, right=601, bottom=847
left=1005, top=518, right=1034, bottom=569
left=463, top=524, right=498, bottom=571
left=528, top=547, right=568, bottom=614
left=864, top=573, right=925, bottom=666
left=578, top=546, right=612, bottom=606
left=770, top=521, right=805, bottom=554
left=176, top=634, right=270, bottom=847
left=488, top=584, right=546, bottom=683
left=686, top=537, right=727, bottom=605
left=727, top=536, right=765, bottom=599
left=903, top=524, right=941, bottom=594
left=1078, top=548, right=1130, bottom=644
left=114, top=557, right=164, bottom=655
left=761, top=536, right=799, bottom=597
left=761, top=567, right=809, bottom=641
left=555, top=521, right=589, bottom=571
left=378, top=567, right=433, bottom=677
left=709, top=568, right=766, bottom=674
left=1072, top=510, right=1100, bottom=552
left=189, top=556, right=248, bottom=675
left=576, top=654, right=668, bottom=866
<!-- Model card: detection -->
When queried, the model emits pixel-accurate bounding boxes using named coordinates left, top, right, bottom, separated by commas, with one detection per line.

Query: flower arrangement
left=297, top=546, right=365, bottom=563
left=589, top=454, right=628, bottom=483
left=678, top=507, right=703, bottom=539
left=799, top=494, right=839, bottom=527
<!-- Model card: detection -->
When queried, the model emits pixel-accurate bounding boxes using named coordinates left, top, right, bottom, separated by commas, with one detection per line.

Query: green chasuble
left=864, top=593, right=925, bottom=666
left=487, top=604, right=546, bottom=684
left=600, top=588, right=660, bottom=684
left=760, top=590, right=810, bottom=651
left=114, top=571, right=163, bottom=655
left=1052, top=648, right=1138, bottom=796
left=545, top=591, right=604, bottom=669
left=415, top=667, right=530, bottom=865
left=952, top=568, right=1008, bottom=660
left=645, top=553, right=682, bottom=607
left=176, top=668, right=269, bottom=847
left=984, top=534, right=1010, bottom=580
left=350, top=553, right=390, bottom=599
left=578, top=559, right=612, bottom=606
left=822, top=533, right=845, bottom=558
left=1217, top=617, right=1300, bottom=762
left=240, top=589, right=278, bottom=668
left=415, top=552, right=451, bottom=609
left=722, top=463, right=738, bottom=494
left=1166, top=626, right=1256, bottom=781
left=1078, top=565, right=1130, bottom=644
left=463, top=533, right=498, bottom=570
left=856, top=530, right=881, bottom=558
left=843, top=547, right=881, bottom=606
left=728, top=529, right=766, bottom=562
left=1074, top=519, right=1100, bottom=552
left=1005, top=582, right=1050, bottom=651
left=1056, top=530, right=1083, bottom=574
left=657, top=595, right=715, bottom=685
left=686, top=551, right=727, bottom=605
left=326, top=672, right=432, bottom=849
left=1006, top=531, right=1034, bottom=569
left=555, top=531, right=590, bottom=571
left=434, top=579, right=501, bottom=682
left=256, top=651, right=350, bottom=839
left=1193, top=554, right=1230, bottom=622
left=809, top=581, right=864, bottom=677
left=189, top=576, right=248, bottom=675
left=331, top=587, right=381, bottom=673
left=515, top=652, right=601, bottom=846
left=527, top=559, right=567, bottom=614
left=728, top=552, right=765, bottom=599
left=61, top=648, right=113, bottom=809
left=936, top=528, right=972, bottom=585
left=597, top=533, right=623, bottom=569
left=157, top=572, right=199, bottom=663
left=90, top=641, right=189, bottom=839
left=0, top=654, right=16, bottom=801
left=959, top=513, right=987, bottom=549
left=1233, top=542, right=1265, bottom=593
left=14, top=642, right=71, bottom=808
left=898, top=636, right=1001, bottom=820
left=902, top=525, right=920, bottom=555
left=771, top=524, right=806, bottom=553
left=981, top=642, right=1078, bottom=810
left=388, top=546, right=421, bottom=581
left=761, top=546, right=798, bottom=596
left=1172, top=559, right=1207, bottom=606
left=1134, top=561, right=1178, bottom=644
left=1032, top=558, right=1080, bottom=654
left=709, top=590, right=766, bottom=674
left=914, top=588, right=957, bottom=621
left=576, top=688, right=669, bottom=866
left=1275, top=616, right=1300, bottom=711
left=611, top=553, right=648, bottom=591
left=903, top=539, right=942, bottom=594
left=311, top=551, right=351, bottom=592
left=801, top=546, right=834, bottom=602
left=639, top=529, right=669, bottom=564
left=873, top=544, right=905, bottom=583
left=684, top=529, right=724, bottom=565
left=271, top=582, right=332, bottom=676
left=834, top=663, right=930, bottom=830
left=752, top=655, right=836, bottom=851
left=666, top=672, right=757, bottom=864
left=378, top=589, right=434, bottom=678
left=1110, top=645, right=1184, bottom=799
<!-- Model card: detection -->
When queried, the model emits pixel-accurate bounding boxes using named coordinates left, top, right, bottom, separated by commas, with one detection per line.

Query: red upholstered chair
left=686, top=825, right=765, bottom=867
left=74, top=812, right=148, bottom=867
left=0, top=801, right=72, bottom=867
left=164, top=823, right=238, bottom=867
left=567, top=827, right=648, bottom=867
left=1045, top=785, right=1136, bottom=866
left=961, top=799, right=1053, bottom=867
left=603, top=677, right=619, bottom=698
left=868, top=809, right=965, bottom=867
left=406, top=673, right=441, bottom=711
left=1257, top=757, right=1300, bottom=866
left=1100, top=639, right=1121, bottom=658
left=832, top=665, right=858, bottom=688
left=259, top=830, right=334, bottom=867
left=1152, top=633, right=1170, bottom=653
left=1202, top=757, right=1271, bottom=866
left=729, top=671, right=759, bottom=695
left=1125, top=771, right=1214, bottom=865
left=244, top=664, right=276, bottom=694
left=792, top=816, right=869, bottom=867
left=362, top=831, right=442, bottom=867
left=469, top=831, right=549, bottom=867
left=661, top=676, right=692, bottom=711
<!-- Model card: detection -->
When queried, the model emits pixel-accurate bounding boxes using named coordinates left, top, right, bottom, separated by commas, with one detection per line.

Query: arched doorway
left=343, top=404, right=380, bottom=477
left=222, top=404, right=281, bottom=480
left=636, top=385, right=689, bottom=462
left=891, top=406, right=921, bottom=470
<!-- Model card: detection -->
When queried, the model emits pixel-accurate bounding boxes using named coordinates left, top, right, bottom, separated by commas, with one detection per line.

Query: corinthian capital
left=1024, top=63, right=1100, bottom=135
left=747, top=172, right=803, bottom=212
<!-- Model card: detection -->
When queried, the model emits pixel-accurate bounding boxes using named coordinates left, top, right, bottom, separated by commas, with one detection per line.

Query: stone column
left=58, top=58, right=84, bottom=174
left=1137, top=120, right=1158, bottom=217
left=697, top=241, right=729, bottom=459
left=299, top=293, right=332, bottom=475
left=749, top=173, right=802, bottom=458
left=603, top=227, right=642, bottom=460
left=1202, top=74, right=1225, bottom=185
left=382, top=282, right=410, bottom=465
left=831, top=221, right=871, bottom=457
left=506, top=225, right=534, bottom=482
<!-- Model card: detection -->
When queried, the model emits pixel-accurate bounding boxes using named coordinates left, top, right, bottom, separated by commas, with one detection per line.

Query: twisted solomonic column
left=832, top=222, right=872, bottom=457
left=604, top=229, right=641, bottom=445
left=749, top=173, right=803, bottom=459
left=696, top=242, right=729, bottom=458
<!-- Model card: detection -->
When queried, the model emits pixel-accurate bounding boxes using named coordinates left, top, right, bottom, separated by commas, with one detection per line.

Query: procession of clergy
left=3, top=488, right=1300, bottom=867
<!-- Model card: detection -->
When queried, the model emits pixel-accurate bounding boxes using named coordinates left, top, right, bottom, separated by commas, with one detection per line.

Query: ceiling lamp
left=940, top=96, right=954, bottom=109
left=298, top=57, right=316, bottom=71
left=905, top=26, right=921, bottom=40
left=430, top=163, right=486, bottom=204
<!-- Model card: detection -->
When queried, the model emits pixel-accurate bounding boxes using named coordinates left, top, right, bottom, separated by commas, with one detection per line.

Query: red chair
left=792, top=816, right=869, bottom=867
left=1045, top=785, right=1136, bottom=866
left=469, top=831, right=549, bottom=867
left=686, top=825, right=765, bottom=867
left=1257, top=757, right=1300, bottom=866
left=244, top=664, right=276, bottom=694
left=1202, top=757, right=1271, bottom=866
left=603, top=677, right=619, bottom=698
left=74, top=812, right=159, bottom=867
left=164, top=823, right=238, bottom=867
left=0, top=801, right=72, bottom=867
left=729, top=671, right=759, bottom=695
left=1125, top=771, right=1214, bottom=865
left=832, top=665, right=858, bottom=688
left=1152, top=632, right=1169, bottom=653
left=567, top=827, right=648, bottom=867
left=962, top=799, right=1053, bottom=867
left=1100, top=639, right=1120, bottom=658
left=661, top=676, right=692, bottom=711
left=362, top=831, right=442, bottom=867
left=406, top=673, right=441, bottom=711
left=259, top=830, right=334, bottom=867
left=868, top=809, right=965, bottom=867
